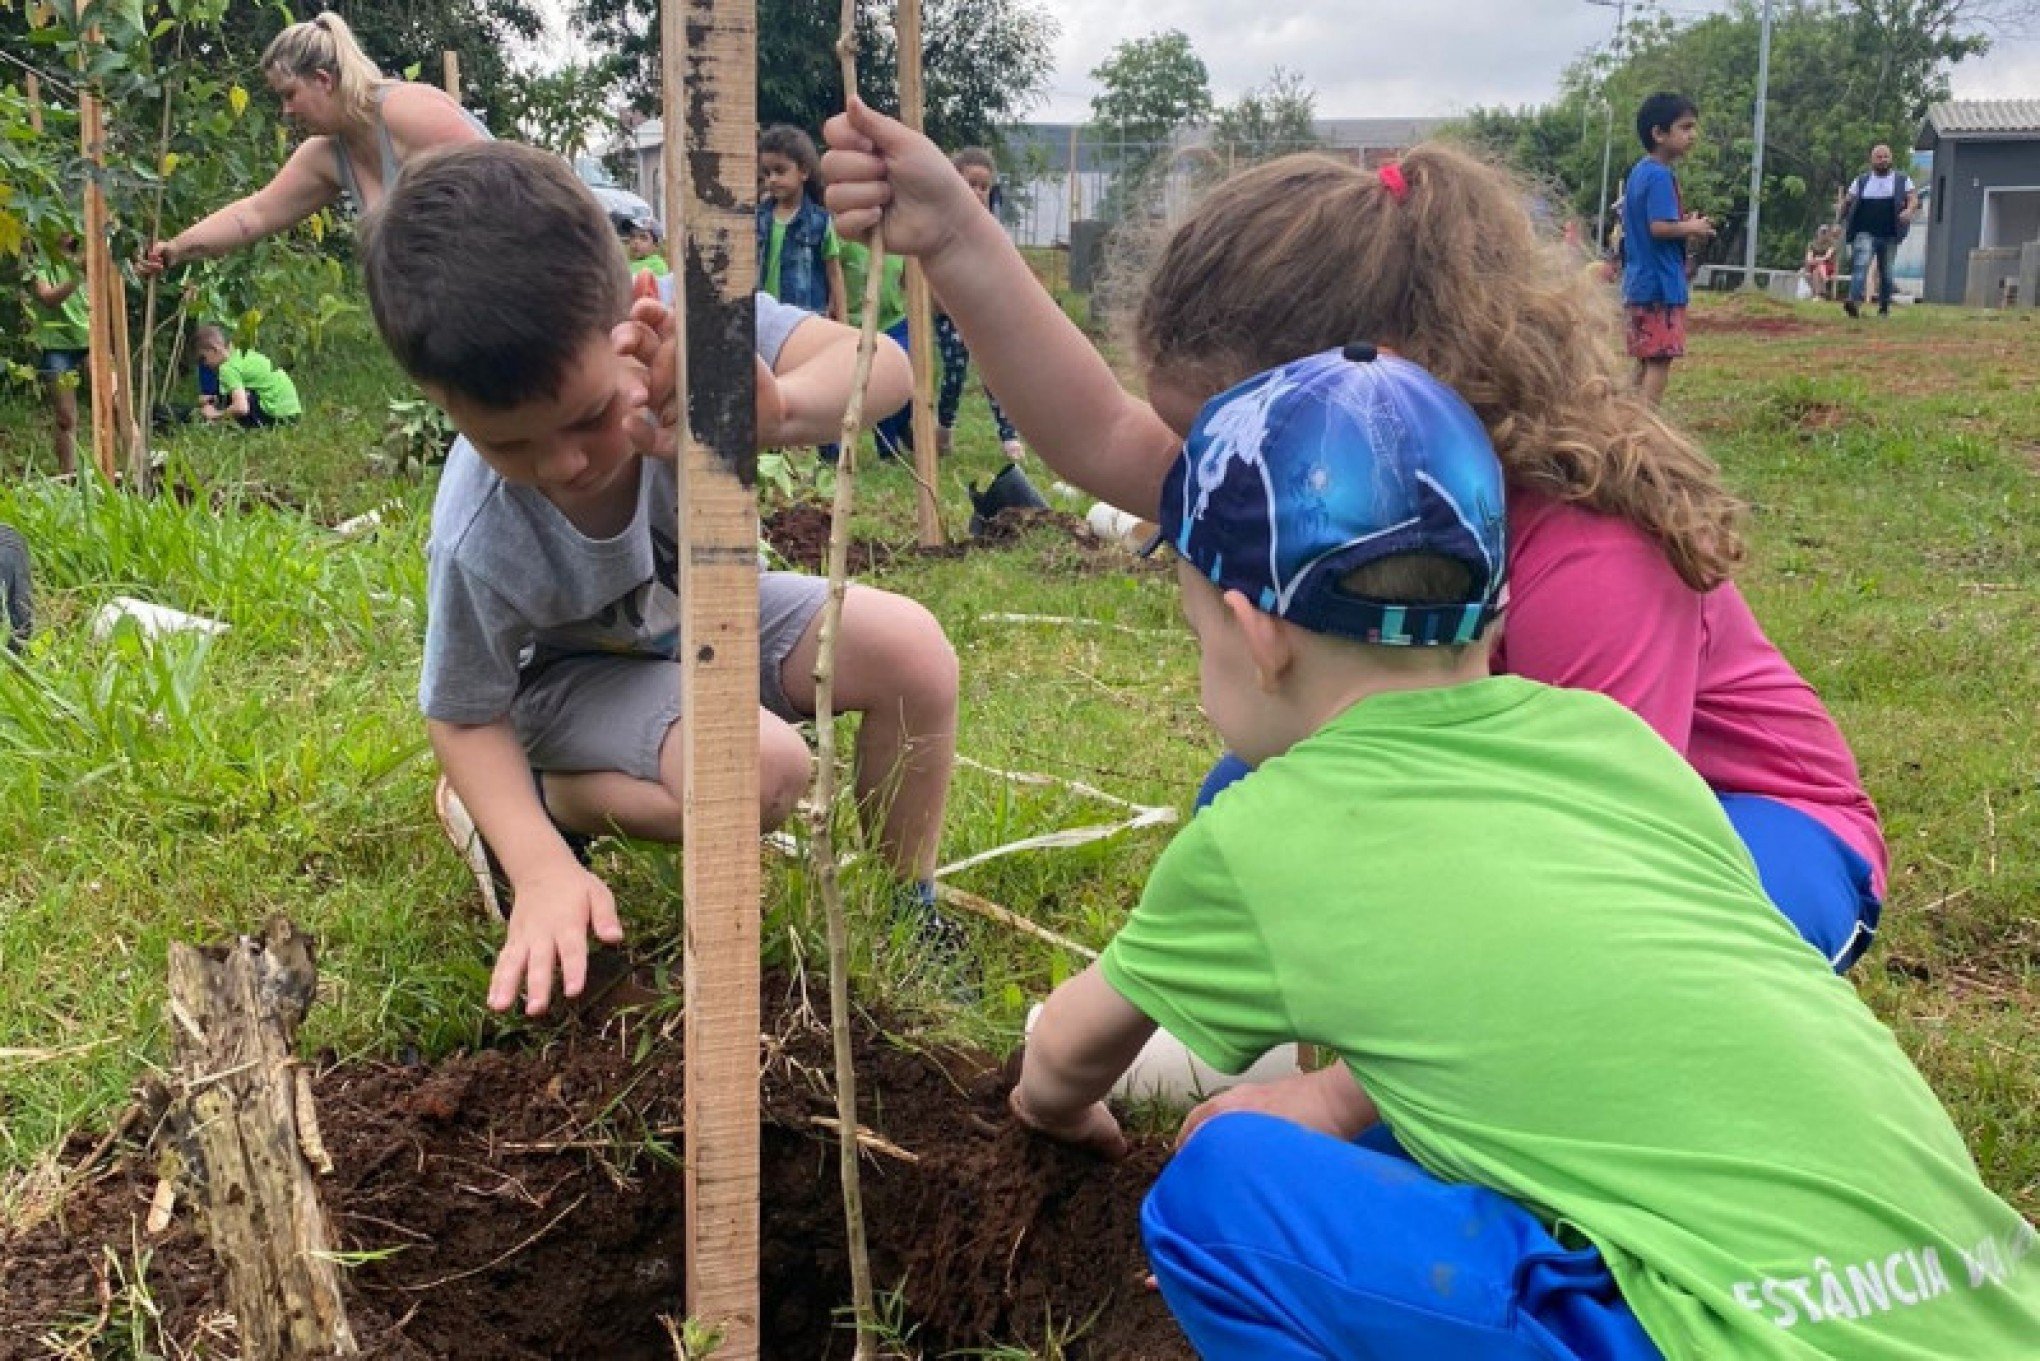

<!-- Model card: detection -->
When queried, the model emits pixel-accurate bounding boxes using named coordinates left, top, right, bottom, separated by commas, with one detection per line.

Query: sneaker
left=936, top=426, right=954, bottom=458
left=1843, top=300, right=1860, bottom=318
left=1000, top=438, right=1028, bottom=463
left=434, top=775, right=592, bottom=924
left=1877, top=304, right=1890, bottom=317
left=894, top=882, right=972, bottom=975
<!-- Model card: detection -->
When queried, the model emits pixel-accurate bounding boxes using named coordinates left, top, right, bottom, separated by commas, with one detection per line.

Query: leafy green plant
left=380, top=395, right=457, bottom=475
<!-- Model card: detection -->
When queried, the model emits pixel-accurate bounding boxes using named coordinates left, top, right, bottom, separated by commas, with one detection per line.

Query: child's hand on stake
left=615, top=272, right=680, bottom=461
left=1009, top=1087, right=1129, bottom=1161
left=821, top=99, right=981, bottom=262
left=488, top=863, right=625, bottom=1015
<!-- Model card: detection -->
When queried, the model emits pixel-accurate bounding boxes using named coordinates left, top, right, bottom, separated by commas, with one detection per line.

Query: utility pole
left=1744, top=0, right=1775, bottom=282
left=1588, top=0, right=1628, bottom=253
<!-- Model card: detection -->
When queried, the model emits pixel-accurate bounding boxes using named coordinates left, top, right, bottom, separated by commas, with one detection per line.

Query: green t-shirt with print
left=838, top=239, right=907, bottom=331
left=30, top=261, right=90, bottom=352
left=1102, top=676, right=2040, bottom=1359
left=217, top=347, right=302, bottom=420
left=762, top=213, right=839, bottom=303
left=634, top=252, right=670, bottom=277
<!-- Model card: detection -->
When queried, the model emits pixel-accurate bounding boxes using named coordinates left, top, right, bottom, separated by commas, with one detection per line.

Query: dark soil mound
left=763, top=502, right=1110, bottom=576
left=0, top=975, right=1189, bottom=1360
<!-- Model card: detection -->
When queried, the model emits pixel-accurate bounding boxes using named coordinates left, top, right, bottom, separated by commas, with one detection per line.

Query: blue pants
left=1849, top=232, right=1896, bottom=308
left=1194, top=758, right=1881, bottom=971
left=872, top=319, right=914, bottom=458
left=1145, top=1113, right=1662, bottom=1360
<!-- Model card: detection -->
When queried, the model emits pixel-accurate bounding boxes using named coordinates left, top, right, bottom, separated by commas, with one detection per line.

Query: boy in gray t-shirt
left=362, top=142, right=957, bottom=1017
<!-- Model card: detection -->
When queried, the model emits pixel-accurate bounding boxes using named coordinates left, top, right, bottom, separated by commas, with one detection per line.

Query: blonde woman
left=141, top=13, right=486, bottom=274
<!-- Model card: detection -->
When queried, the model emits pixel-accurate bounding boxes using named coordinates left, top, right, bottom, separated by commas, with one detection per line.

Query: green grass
left=0, top=293, right=2035, bottom=1254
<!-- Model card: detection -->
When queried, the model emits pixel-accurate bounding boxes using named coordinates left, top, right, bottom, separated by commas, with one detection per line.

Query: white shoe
left=1000, top=438, right=1027, bottom=463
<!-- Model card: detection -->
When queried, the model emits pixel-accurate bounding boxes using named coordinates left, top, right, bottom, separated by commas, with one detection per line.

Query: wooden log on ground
left=161, top=917, right=358, bottom=1358
left=664, top=0, right=764, bottom=1348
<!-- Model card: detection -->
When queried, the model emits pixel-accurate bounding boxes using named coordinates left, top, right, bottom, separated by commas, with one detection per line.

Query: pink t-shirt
left=1493, top=491, right=1887, bottom=896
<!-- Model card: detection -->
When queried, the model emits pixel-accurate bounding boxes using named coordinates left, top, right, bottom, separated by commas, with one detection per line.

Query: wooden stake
left=664, top=0, right=762, bottom=1349
left=161, top=918, right=358, bottom=1357
left=1066, top=123, right=1079, bottom=242
left=25, top=72, right=41, bottom=133
left=80, top=84, right=117, bottom=482
left=896, top=0, right=944, bottom=547
left=810, top=6, right=892, bottom=1356
left=441, top=49, right=460, bottom=100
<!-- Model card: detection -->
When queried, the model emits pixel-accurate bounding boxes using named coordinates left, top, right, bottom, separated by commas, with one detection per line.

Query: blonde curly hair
left=1131, top=142, right=1744, bottom=590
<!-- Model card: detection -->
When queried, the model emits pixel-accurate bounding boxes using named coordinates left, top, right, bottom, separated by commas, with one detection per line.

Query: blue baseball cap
left=1154, top=344, right=1507, bottom=646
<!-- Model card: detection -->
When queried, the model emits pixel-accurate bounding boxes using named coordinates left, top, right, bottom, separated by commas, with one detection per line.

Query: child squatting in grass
left=360, top=142, right=960, bottom=1016
left=823, top=103, right=2040, bottom=1356
left=832, top=113, right=1886, bottom=979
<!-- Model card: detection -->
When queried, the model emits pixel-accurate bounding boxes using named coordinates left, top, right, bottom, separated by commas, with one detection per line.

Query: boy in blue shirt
left=1621, top=92, right=1715, bottom=406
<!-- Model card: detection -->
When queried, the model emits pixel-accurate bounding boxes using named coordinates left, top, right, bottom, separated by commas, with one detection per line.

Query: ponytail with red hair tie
left=1377, top=161, right=1409, bottom=203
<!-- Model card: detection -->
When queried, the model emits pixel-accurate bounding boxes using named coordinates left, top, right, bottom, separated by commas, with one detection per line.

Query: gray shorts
left=510, top=571, right=828, bottom=780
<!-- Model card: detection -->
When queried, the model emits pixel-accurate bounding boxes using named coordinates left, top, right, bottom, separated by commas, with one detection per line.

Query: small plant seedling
left=379, top=396, right=458, bottom=476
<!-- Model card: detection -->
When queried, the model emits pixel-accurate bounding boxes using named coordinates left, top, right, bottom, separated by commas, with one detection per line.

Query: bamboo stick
left=896, top=0, right=943, bottom=547
left=809, top=5, right=893, bottom=1354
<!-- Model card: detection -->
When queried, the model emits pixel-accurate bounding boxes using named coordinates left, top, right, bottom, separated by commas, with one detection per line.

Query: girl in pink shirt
left=824, top=119, right=1884, bottom=970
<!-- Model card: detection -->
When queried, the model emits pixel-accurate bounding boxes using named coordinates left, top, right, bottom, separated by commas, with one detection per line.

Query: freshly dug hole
left=0, top=974, right=1190, bottom=1359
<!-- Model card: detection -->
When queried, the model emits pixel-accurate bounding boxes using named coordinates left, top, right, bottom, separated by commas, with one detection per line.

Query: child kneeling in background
left=194, top=324, right=302, bottom=427
left=1007, top=349, right=2040, bottom=1356
left=361, top=142, right=958, bottom=1016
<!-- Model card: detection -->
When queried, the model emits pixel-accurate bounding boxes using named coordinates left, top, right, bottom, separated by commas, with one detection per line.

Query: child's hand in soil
left=1008, top=1089, right=1128, bottom=1162
left=488, top=864, right=625, bottom=1016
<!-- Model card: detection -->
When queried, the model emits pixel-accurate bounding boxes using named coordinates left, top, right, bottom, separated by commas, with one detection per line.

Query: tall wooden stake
left=664, top=0, right=762, bottom=1349
left=25, top=73, right=42, bottom=133
left=812, top=4, right=891, bottom=1355
left=80, top=80, right=118, bottom=480
left=441, top=49, right=460, bottom=100
left=896, top=0, right=943, bottom=546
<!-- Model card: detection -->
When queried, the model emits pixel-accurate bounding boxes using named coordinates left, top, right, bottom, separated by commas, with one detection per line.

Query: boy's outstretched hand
left=488, top=862, right=625, bottom=1016
left=821, top=99, right=982, bottom=262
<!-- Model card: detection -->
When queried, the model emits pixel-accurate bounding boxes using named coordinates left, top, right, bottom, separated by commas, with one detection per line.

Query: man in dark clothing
left=1838, top=144, right=1917, bottom=317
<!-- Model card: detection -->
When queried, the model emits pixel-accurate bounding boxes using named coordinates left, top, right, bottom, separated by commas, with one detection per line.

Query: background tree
left=571, top=0, right=1056, bottom=149
left=1087, top=28, right=1212, bottom=154
left=1211, top=66, right=1320, bottom=161
left=499, top=59, right=624, bottom=163
left=1453, top=0, right=2008, bottom=264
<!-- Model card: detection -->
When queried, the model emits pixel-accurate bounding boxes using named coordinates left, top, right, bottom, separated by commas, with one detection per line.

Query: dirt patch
left=1686, top=311, right=1814, bottom=336
left=0, top=975, right=1188, bottom=1360
left=764, top=502, right=1125, bottom=576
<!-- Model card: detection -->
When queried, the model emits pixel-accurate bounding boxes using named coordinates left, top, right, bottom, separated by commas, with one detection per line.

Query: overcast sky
left=1022, top=0, right=2039, bottom=124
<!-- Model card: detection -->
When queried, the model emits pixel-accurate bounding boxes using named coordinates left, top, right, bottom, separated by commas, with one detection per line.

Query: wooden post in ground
left=663, top=0, right=762, bottom=1348
left=25, top=73, right=41, bottom=133
left=162, top=918, right=358, bottom=1357
left=442, top=49, right=460, bottom=100
left=897, top=0, right=944, bottom=546
left=79, top=77, right=118, bottom=481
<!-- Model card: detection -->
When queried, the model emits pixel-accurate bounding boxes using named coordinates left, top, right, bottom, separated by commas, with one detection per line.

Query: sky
left=517, top=0, right=2037, bottom=127
left=1020, top=0, right=2040, bottom=124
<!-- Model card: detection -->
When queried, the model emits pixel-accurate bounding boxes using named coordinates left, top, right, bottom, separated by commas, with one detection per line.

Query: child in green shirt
left=28, top=234, right=89, bottom=476
left=194, top=325, right=301, bottom=427
left=609, top=202, right=669, bottom=278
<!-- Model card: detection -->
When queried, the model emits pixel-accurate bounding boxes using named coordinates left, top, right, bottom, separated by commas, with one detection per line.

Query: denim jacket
left=757, top=197, right=833, bottom=313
